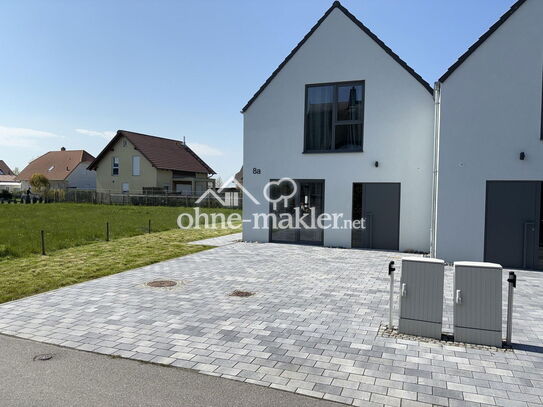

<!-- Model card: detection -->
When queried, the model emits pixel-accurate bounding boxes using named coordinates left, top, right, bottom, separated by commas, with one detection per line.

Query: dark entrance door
left=485, top=181, right=542, bottom=270
left=269, top=180, right=324, bottom=245
left=352, top=183, right=400, bottom=250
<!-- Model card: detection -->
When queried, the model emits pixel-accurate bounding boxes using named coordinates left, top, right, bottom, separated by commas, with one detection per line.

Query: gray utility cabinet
left=398, top=257, right=445, bottom=339
left=453, top=262, right=503, bottom=347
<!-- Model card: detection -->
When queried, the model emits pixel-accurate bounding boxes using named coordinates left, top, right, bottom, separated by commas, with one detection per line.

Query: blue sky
left=0, top=0, right=517, bottom=179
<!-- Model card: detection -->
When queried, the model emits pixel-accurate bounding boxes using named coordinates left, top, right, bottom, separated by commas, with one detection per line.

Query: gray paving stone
left=0, top=242, right=542, bottom=406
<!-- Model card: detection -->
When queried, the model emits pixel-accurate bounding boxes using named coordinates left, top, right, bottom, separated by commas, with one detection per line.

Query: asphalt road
left=0, top=334, right=340, bottom=407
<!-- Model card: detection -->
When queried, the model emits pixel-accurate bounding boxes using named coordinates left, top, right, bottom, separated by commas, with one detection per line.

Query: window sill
left=303, top=149, right=364, bottom=154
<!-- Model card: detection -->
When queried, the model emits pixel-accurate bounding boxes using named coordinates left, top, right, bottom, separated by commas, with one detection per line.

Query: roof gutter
left=430, top=81, right=441, bottom=258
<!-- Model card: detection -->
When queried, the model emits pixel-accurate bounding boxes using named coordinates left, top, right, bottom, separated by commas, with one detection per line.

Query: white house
left=434, top=0, right=543, bottom=269
left=242, top=1, right=435, bottom=252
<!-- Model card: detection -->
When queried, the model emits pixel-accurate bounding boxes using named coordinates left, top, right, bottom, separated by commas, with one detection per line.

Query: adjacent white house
left=242, top=1, right=435, bottom=252
left=242, top=0, right=543, bottom=270
left=434, top=0, right=543, bottom=269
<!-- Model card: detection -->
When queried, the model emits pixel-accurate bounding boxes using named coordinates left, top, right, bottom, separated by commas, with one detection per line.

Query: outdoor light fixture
left=374, top=161, right=379, bottom=167
left=520, top=152, right=526, bottom=160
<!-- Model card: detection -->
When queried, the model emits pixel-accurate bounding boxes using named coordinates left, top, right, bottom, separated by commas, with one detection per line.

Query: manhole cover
left=147, top=280, right=177, bottom=288
left=33, top=354, right=53, bottom=361
left=229, top=290, right=254, bottom=297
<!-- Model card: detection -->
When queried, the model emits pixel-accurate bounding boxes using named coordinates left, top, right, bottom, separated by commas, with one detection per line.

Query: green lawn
left=0, top=227, right=239, bottom=303
left=0, top=203, right=240, bottom=258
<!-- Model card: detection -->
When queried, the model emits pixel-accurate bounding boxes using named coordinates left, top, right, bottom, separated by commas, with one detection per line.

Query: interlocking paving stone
left=0, top=242, right=542, bottom=406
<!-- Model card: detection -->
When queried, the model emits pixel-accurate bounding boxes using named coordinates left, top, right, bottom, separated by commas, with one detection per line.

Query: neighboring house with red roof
left=88, top=130, right=215, bottom=195
left=0, top=160, right=14, bottom=177
left=17, top=148, right=96, bottom=190
left=0, top=160, right=21, bottom=191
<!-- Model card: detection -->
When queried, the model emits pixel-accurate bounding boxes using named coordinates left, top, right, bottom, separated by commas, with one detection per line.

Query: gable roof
left=87, top=130, right=215, bottom=175
left=439, top=0, right=528, bottom=83
left=0, top=160, right=13, bottom=176
left=241, top=1, right=433, bottom=113
left=17, top=149, right=95, bottom=181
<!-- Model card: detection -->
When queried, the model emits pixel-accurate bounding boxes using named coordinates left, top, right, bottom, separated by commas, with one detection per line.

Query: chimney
left=61, top=147, right=66, bottom=151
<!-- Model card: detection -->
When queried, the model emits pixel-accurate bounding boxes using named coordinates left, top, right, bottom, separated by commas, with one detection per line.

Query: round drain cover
left=229, top=290, right=254, bottom=297
left=33, top=354, right=53, bottom=361
left=147, top=280, right=177, bottom=288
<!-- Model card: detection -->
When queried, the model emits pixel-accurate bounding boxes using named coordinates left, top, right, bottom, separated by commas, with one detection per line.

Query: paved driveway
left=1, top=240, right=542, bottom=406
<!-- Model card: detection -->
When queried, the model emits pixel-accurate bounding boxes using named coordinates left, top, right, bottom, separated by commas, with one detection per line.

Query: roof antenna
left=183, top=136, right=186, bottom=145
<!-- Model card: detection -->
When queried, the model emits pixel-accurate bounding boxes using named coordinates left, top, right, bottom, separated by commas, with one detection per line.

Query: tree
left=29, top=173, right=50, bottom=196
left=12, top=167, right=19, bottom=176
left=214, top=177, right=224, bottom=189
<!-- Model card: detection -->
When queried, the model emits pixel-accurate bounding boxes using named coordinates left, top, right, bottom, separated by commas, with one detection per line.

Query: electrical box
left=453, top=261, right=503, bottom=347
left=398, top=257, right=445, bottom=339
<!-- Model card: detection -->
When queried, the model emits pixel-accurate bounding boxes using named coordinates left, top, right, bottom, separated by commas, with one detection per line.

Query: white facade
left=242, top=6, right=435, bottom=251
left=435, top=0, right=543, bottom=262
left=66, top=161, right=96, bottom=189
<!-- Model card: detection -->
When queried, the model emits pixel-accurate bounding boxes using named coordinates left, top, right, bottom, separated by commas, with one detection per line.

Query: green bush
left=0, top=244, right=14, bottom=258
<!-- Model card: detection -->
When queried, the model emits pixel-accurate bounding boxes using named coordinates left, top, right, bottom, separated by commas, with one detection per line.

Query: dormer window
left=304, top=81, right=364, bottom=153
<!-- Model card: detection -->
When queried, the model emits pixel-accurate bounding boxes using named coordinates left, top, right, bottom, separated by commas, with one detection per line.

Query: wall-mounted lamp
left=520, top=152, right=526, bottom=161
left=374, top=161, right=379, bottom=168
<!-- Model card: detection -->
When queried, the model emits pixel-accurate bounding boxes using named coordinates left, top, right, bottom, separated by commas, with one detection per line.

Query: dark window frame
left=112, top=156, right=120, bottom=176
left=304, top=80, right=365, bottom=154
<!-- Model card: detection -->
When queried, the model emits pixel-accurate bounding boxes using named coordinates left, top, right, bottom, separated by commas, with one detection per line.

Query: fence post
left=106, top=222, right=110, bottom=242
left=148, top=219, right=151, bottom=234
left=41, top=230, right=46, bottom=255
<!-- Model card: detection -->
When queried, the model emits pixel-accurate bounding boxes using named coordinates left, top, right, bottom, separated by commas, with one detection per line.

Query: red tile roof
left=0, top=175, right=17, bottom=182
left=17, top=149, right=95, bottom=181
left=0, top=160, right=13, bottom=176
left=88, top=130, right=215, bottom=174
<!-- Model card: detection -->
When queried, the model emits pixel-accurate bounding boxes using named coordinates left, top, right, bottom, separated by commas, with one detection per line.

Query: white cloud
left=0, top=125, right=62, bottom=148
left=188, top=142, right=223, bottom=157
left=75, top=129, right=116, bottom=140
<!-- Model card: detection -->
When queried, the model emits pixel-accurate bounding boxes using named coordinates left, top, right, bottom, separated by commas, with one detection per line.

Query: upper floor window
left=112, top=157, right=119, bottom=175
left=132, top=156, right=140, bottom=176
left=304, top=81, right=364, bottom=153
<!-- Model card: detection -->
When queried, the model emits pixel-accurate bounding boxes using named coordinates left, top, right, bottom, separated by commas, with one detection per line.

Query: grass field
left=0, top=203, right=240, bottom=258
left=0, top=227, right=239, bottom=303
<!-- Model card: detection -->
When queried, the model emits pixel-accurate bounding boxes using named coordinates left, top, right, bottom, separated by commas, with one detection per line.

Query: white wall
left=243, top=8, right=435, bottom=251
left=67, top=161, right=96, bottom=189
left=436, top=0, right=543, bottom=262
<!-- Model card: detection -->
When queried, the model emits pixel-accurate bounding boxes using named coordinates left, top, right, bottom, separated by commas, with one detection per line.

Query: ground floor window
left=174, top=182, right=192, bottom=195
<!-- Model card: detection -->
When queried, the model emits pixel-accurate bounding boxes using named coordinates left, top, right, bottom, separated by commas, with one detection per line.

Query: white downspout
left=430, top=81, right=441, bottom=258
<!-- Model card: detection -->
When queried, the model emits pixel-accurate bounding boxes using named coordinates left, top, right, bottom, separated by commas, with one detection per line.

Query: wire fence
left=0, top=189, right=243, bottom=209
